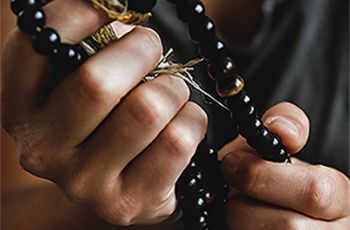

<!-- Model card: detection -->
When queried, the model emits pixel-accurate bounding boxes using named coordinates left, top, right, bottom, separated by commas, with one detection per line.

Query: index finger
left=222, top=152, right=350, bottom=221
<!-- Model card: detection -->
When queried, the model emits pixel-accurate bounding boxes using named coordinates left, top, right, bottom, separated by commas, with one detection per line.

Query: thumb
left=219, top=102, right=310, bottom=159
left=262, top=102, right=310, bottom=154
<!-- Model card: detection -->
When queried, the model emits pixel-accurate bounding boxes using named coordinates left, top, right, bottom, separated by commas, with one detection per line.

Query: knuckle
left=303, top=165, right=333, bottom=212
left=96, top=191, right=140, bottom=226
left=280, top=216, right=304, bottom=230
left=128, top=88, right=164, bottom=127
left=77, top=64, right=116, bottom=105
left=63, top=172, right=89, bottom=204
left=18, top=148, right=47, bottom=177
left=164, top=124, right=196, bottom=158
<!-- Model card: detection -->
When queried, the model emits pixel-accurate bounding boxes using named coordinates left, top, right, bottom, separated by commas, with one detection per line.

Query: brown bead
left=216, top=75, right=245, bottom=98
left=208, top=57, right=237, bottom=81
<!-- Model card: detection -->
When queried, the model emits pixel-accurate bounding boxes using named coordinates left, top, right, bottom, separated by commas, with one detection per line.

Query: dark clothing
left=149, top=0, right=349, bottom=175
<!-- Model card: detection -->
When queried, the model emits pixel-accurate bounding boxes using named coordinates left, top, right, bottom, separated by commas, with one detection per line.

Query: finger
left=43, top=27, right=162, bottom=146
left=222, top=152, right=350, bottom=220
left=121, top=102, right=207, bottom=205
left=79, top=74, right=190, bottom=176
left=219, top=102, right=310, bottom=159
left=3, top=0, right=114, bottom=108
left=226, top=194, right=345, bottom=230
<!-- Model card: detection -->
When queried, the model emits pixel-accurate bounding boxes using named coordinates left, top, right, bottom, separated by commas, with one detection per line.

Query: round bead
left=128, top=0, right=157, bottom=13
left=189, top=16, right=215, bottom=43
left=200, top=37, right=226, bottom=62
left=176, top=165, right=203, bottom=197
left=177, top=0, right=205, bottom=22
left=50, top=43, right=83, bottom=74
left=11, top=0, right=42, bottom=16
left=32, top=27, right=61, bottom=55
left=208, top=56, right=237, bottom=81
left=183, top=210, right=209, bottom=229
left=216, top=74, right=245, bottom=97
left=17, top=8, right=46, bottom=34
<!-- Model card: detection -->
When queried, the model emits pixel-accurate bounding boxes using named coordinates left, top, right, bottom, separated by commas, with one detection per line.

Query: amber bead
left=17, top=8, right=45, bottom=34
left=216, top=74, right=245, bottom=97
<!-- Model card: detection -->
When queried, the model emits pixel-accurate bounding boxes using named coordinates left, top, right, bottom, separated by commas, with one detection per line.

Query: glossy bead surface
left=176, top=166, right=203, bottom=197
left=17, top=8, right=45, bottom=34
left=208, top=56, right=237, bottom=81
left=189, top=16, right=215, bottom=43
left=216, top=74, right=245, bottom=97
left=11, top=0, right=42, bottom=15
left=183, top=210, right=209, bottom=229
left=128, top=0, right=157, bottom=13
left=32, top=27, right=60, bottom=55
left=200, top=37, right=226, bottom=62
left=177, top=0, right=205, bottom=22
left=50, top=43, right=83, bottom=73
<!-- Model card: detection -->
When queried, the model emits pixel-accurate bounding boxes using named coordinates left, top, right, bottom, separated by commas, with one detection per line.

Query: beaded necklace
left=11, top=0, right=290, bottom=229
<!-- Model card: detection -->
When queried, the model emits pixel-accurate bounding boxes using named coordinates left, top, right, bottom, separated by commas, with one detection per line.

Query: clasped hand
left=2, top=0, right=349, bottom=229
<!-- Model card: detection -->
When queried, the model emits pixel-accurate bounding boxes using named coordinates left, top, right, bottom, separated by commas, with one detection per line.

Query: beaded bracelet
left=12, top=0, right=87, bottom=75
left=11, top=0, right=290, bottom=229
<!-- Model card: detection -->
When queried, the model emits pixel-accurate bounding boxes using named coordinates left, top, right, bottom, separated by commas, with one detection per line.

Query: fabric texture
left=148, top=0, right=349, bottom=175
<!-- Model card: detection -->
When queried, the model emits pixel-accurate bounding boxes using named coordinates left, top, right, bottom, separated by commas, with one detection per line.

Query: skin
left=1, top=0, right=349, bottom=229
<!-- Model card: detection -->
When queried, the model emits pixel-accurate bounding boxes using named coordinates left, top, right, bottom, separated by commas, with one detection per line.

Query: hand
left=2, top=0, right=207, bottom=226
left=220, top=102, right=350, bottom=229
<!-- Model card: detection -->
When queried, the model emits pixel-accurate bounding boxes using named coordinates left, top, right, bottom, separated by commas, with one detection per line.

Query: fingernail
left=111, top=21, right=135, bottom=38
left=266, top=116, right=299, bottom=138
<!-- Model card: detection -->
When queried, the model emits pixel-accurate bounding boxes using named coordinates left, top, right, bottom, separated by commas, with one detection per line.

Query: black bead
left=128, top=0, right=157, bottom=13
left=11, top=0, right=42, bottom=16
left=183, top=210, right=209, bottom=229
left=177, top=0, right=205, bottom=23
left=17, top=8, right=46, bottom=34
left=49, top=43, right=84, bottom=74
left=200, top=37, right=227, bottom=62
left=193, top=139, right=218, bottom=165
left=189, top=16, right=215, bottom=43
left=208, top=56, right=237, bottom=81
left=176, top=165, right=203, bottom=197
left=32, top=27, right=61, bottom=55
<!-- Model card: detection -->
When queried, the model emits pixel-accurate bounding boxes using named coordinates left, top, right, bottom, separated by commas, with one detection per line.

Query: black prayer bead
left=11, top=0, right=42, bottom=16
left=200, top=37, right=226, bottom=62
left=183, top=210, right=209, bottom=229
left=193, top=139, right=218, bottom=168
left=32, top=27, right=60, bottom=55
left=17, top=8, right=45, bottom=34
left=128, top=0, right=157, bottom=13
left=208, top=56, right=237, bottom=81
left=176, top=165, right=203, bottom=197
left=177, top=0, right=205, bottom=23
left=49, top=43, right=83, bottom=74
left=189, top=16, right=215, bottom=43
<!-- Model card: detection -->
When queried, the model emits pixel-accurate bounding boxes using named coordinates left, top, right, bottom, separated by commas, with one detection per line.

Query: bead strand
left=12, top=0, right=87, bottom=74
left=169, top=0, right=290, bottom=163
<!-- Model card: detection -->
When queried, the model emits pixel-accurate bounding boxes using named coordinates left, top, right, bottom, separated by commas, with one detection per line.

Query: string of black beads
left=169, top=0, right=290, bottom=163
left=11, top=0, right=86, bottom=75
left=176, top=139, right=229, bottom=229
